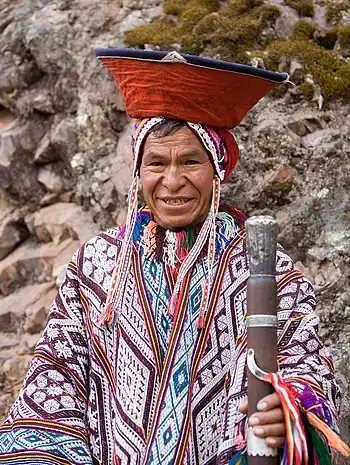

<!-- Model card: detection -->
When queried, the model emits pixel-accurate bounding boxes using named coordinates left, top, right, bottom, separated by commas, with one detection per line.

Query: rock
left=302, top=128, right=342, bottom=148
left=288, top=116, right=325, bottom=137
left=274, top=5, right=300, bottom=38
left=0, top=216, right=29, bottom=260
left=0, top=282, right=54, bottom=332
left=23, top=285, right=56, bottom=334
left=25, top=5, right=74, bottom=75
left=37, top=166, right=64, bottom=193
left=29, top=202, right=100, bottom=245
left=262, top=164, right=294, bottom=193
left=0, top=118, right=47, bottom=202
left=0, top=394, right=13, bottom=419
left=111, top=121, right=133, bottom=198
left=40, top=192, right=60, bottom=207
left=34, top=131, right=59, bottom=164
left=0, top=334, right=21, bottom=351
left=289, top=60, right=304, bottom=85
left=0, top=107, right=17, bottom=131
left=2, top=355, right=33, bottom=393
left=50, top=117, right=77, bottom=164
left=0, top=238, right=77, bottom=295
left=53, top=264, right=68, bottom=287
left=18, top=333, right=41, bottom=355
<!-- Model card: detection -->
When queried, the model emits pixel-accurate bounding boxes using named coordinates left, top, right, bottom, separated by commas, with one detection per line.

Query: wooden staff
left=246, top=216, right=278, bottom=465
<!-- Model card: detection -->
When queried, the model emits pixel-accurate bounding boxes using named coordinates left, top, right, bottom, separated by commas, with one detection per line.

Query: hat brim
left=96, top=48, right=288, bottom=129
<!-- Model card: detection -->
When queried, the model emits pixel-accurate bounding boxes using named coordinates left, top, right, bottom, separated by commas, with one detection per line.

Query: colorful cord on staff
left=231, top=372, right=349, bottom=465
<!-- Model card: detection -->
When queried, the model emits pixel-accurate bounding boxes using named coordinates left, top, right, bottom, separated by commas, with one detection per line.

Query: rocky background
left=0, top=0, right=349, bottom=459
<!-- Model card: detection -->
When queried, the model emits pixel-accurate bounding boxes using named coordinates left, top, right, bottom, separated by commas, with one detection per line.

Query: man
left=0, top=49, right=345, bottom=465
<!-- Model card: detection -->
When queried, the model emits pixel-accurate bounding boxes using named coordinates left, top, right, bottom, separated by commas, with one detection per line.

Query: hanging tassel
left=305, top=422, right=333, bottom=465
left=144, top=220, right=158, bottom=258
left=306, top=411, right=350, bottom=456
left=98, top=176, right=139, bottom=326
left=196, top=176, right=221, bottom=328
left=265, top=371, right=350, bottom=465
left=265, top=372, right=308, bottom=465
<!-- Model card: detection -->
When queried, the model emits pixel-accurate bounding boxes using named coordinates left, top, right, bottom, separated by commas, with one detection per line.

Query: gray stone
left=37, top=166, right=64, bottom=193
left=0, top=216, right=29, bottom=260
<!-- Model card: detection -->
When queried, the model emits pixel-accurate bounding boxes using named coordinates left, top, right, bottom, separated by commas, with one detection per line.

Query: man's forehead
left=143, top=127, right=207, bottom=152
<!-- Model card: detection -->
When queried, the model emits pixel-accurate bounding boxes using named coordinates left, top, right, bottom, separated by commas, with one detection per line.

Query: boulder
left=37, top=165, right=64, bottom=193
left=0, top=215, right=29, bottom=260
left=23, top=285, right=57, bottom=334
left=0, top=238, right=78, bottom=295
left=28, top=202, right=100, bottom=245
left=111, top=121, right=133, bottom=199
left=0, top=118, right=47, bottom=202
left=0, top=282, right=55, bottom=332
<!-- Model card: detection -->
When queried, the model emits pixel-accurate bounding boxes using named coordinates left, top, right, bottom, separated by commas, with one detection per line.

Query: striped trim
left=277, top=270, right=304, bottom=291
left=0, top=419, right=88, bottom=443
left=142, top=271, right=193, bottom=463
left=174, top=231, right=246, bottom=464
left=80, top=292, right=117, bottom=393
left=133, top=251, right=163, bottom=379
left=0, top=452, right=72, bottom=464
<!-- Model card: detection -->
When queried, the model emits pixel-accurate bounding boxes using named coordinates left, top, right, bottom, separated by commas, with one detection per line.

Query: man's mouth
left=161, top=198, right=192, bottom=205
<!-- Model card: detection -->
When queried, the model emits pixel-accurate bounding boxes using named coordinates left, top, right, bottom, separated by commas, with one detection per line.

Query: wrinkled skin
left=140, top=126, right=286, bottom=447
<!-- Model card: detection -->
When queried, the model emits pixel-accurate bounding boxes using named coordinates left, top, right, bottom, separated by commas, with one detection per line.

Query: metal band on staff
left=246, top=315, right=278, bottom=328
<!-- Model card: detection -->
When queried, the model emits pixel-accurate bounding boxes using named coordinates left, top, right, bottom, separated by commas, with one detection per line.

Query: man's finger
left=266, top=436, right=285, bottom=448
left=252, top=422, right=286, bottom=438
left=249, top=408, right=284, bottom=426
left=257, top=392, right=281, bottom=411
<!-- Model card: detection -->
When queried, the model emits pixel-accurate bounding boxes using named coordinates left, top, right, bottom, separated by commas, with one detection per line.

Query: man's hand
left=239, top=392, right=286, bottom=448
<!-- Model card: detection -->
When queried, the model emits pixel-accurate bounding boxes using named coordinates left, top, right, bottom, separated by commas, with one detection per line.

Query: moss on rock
left=326, top=0, right=350, bottom=24
left=337, top=25, right=350, bottom=50
left=265, top=39, right=350, bottom=101
left=292, top=20, right=316, bottom=40
left=285, top=0, right=314, bottom=17
left=124, top=0, right=350, bottom=103
left=124, top=17, right=179, bottom=49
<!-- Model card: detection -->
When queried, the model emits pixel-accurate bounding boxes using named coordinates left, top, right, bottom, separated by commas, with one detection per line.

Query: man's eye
left=149, top=161, right=164, bottom=167
left=184, top=159, right=200, bottom=165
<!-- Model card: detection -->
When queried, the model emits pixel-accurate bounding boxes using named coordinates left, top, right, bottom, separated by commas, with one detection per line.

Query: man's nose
left=162, top=165, right=186, bottom=190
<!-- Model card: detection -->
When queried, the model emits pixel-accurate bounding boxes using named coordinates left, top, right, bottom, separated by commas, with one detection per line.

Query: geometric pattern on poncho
left=0, top=218, right=340, bottom=465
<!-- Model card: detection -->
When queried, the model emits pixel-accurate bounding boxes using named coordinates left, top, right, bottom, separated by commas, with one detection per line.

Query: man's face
left=140, top=126, right=215, bottom=230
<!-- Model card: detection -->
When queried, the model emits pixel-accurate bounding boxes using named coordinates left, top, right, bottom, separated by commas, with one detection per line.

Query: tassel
left=306, top=422, right=332, bottom=465
left=98, top=302, right=115, bottom=326
left=196, top=176, right=221, bottom=328
left=265, top=372, right=308, bottom=465
left=265, top=372, right=350, bottom=465
left=229, top=450, right=247, bottom=465
left=306, top=411, right=350, bottom=456
left=99, top=176, right=139, bottom=327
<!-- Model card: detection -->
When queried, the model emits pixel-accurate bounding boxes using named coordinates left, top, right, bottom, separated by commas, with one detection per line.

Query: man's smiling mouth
left=161, top=198, right=192, bottom=205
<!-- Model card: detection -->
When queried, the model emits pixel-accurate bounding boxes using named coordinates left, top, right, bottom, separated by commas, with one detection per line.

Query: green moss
left=326, top=0, right=350, bottom=24
left=292, top=20, right=315, bottom=40
left=228, top=0, right=264, bottom=15
left=124, top=17, right=179, bottom=49
left=297, top=82, right=315, bottom=99
left=259, top=4, right=281, bottom=25
left=337, top=25, right=350, bottom=49
left=265, top=39, right=350, bottom=101
left=285, top=0, right=314, bottom=17
left=163, top=0, right=187, bottom=16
